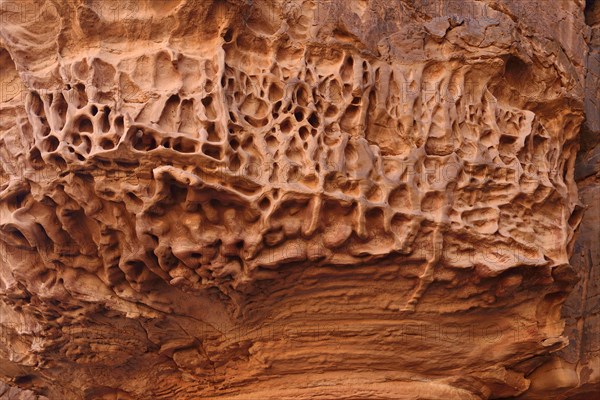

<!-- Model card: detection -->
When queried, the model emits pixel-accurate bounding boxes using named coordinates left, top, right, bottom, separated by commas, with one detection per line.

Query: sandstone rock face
left=0, top=0, right=597, bottom=399
left=555, top=1, right=600, bottom=399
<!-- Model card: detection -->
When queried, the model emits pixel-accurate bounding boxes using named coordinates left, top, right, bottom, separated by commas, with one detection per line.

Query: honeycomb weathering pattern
left=0, top=0, right=594, bottom=399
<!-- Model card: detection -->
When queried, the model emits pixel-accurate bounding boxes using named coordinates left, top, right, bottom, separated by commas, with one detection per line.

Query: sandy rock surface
left=0, top=0, right=598, bottom=399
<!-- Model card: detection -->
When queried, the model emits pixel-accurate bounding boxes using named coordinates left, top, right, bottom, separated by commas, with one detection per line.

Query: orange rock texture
left=0, top=0, right=598, bottom=399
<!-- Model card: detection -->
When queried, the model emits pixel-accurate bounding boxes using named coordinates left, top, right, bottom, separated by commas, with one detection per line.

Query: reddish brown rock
left=0, top=0, right=597, bottom=399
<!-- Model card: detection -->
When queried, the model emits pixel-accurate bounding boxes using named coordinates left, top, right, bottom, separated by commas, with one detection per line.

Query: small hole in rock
left=294, top=109, right=304, bottom=122
left=299, top=126, right=309, bottom=140
left=100, top=138, right=115, bottom=150
left=224, top=28, right=234, bottom=42
left=280, top=118, right=292, bottom=133
left=259, top=197, right=270, bottom=210
left=115, top=116, right=124, bottom=135
left=71, top=133, right=82, bottom=146
left=308, top=113, right=319, bottom=128
left=14, top=375, right=33, bottom=385
left=44, top=136, right=59, bottom=152
left=202, top=144, right=222, bottom=160
left=78, top=118, right=93, bottom=133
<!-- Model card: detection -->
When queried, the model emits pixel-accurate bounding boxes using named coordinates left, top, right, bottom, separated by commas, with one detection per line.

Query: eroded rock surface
left=0, top=0, right=597, bottom=399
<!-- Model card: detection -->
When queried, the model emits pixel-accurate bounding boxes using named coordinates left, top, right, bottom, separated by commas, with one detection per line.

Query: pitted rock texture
left=0, top=0, right=597, bottom=399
